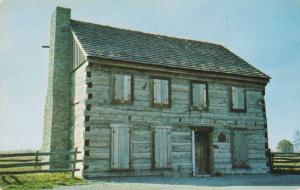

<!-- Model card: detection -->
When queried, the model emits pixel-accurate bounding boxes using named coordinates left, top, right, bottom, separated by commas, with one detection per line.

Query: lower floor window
left=111, top=124, right=132, bottom=169
left=231, top=129, right=248, bottom=167
left=152, top=126, right=172, bottom=168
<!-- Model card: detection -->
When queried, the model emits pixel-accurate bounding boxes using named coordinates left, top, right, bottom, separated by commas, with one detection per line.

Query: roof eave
left=87, top=56, right=270, bottom=85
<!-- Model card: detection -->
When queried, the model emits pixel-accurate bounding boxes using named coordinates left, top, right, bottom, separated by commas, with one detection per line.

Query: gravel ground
left=50, top=174, right=300, bottom=190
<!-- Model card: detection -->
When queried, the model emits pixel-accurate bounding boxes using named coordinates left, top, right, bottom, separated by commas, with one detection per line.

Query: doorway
left=193, top=128, right=213, bottom=175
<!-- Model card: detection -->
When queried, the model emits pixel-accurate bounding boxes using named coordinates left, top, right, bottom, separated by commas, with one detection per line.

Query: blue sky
left=0, top=0, right=299, bottom=150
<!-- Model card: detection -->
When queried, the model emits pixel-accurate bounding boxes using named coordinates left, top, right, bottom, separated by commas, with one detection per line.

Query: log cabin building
left=43, top=7, right=271, bottom=178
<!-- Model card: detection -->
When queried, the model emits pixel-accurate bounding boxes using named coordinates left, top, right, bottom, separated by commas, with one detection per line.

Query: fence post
left=35, top=151, right=39, bottom=169
left=72, top=147, right=78, bottom=178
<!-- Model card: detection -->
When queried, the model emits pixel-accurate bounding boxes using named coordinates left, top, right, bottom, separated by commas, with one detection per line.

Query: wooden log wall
left=73, top=60, right=268, bottom=177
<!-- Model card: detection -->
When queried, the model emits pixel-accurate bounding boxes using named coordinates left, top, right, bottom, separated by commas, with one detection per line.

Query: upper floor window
left=152, top=77, right=171, bottom=107
left=191, top=82, right=208, bottom=111
left=230, top=86, right=246, bottom=112
left=112, top=74, right=133, bottom=104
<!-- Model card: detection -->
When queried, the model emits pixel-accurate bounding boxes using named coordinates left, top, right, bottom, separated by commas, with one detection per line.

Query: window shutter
left=115, top=74, right=124, bottom=100
left=111, top=125, right=131, bottom=169
left=119, top=127, right=130, bottom=168
left=153, top=79, right=162, bottom=104
left=111, top=127, right=120, bottom=169
left=161, top=80, right=169, bottom=104
left=237, top=88, right=245, bottom=109
left=123, top=75, right=131, bottom=101
left=192, top=84, right=200, bottom=107
left=232, top=130, right=247, bottom=167
left=232, top=87, right=239, bottom=109
left=199, top=84, right=207, bottom=109
left=153, top=127, right=172, bottom=168
left=154, top=128, right=163, bottom=168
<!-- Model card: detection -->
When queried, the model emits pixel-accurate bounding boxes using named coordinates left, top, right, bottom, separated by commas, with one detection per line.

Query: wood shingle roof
left=71, top=20, right=269, bottom=79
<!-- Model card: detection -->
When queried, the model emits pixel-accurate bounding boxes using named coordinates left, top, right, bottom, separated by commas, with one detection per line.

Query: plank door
left=195, top=131, right=211, bottom=175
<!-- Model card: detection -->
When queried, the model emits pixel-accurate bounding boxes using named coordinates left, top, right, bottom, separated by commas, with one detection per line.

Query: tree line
left=276, top=129, right=300, bottom=153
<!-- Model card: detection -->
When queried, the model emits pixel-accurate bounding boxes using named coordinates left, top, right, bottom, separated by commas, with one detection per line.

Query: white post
left=192, top=130, right=195, bottom=176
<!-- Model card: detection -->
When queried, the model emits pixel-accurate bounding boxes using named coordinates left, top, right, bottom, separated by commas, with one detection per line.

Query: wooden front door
left=195, top=131, right=211, bottom=175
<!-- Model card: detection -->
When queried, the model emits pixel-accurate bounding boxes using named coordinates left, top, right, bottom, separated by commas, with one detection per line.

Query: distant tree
left=276, top=139, right=294, bottom=153
left=293, top=130, right=300, bottom=152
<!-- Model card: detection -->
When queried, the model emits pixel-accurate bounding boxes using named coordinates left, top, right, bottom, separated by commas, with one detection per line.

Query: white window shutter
left=123, top=75, right=131, bottom=101
left=115, top=74, right=124, bottom=100
left=154, top=128, right=163, bottom=168
left=161, top=80, right=169, bottom=104
left=111, top=127, right=120, bottom=168
left=232, top=87, right=239, bottom=109
left=111, top=125, right=131, bottom=169
left=192, top=84, right=200, bottom=107
left=119, top=127, right=130, bottom=168
left=199, top=84, right=207, bottom=109
left=238, top=88, right=245, bottom=109
left=153, top=79, right=162, bottom=104
left=153, top=126, right=172, bottom=168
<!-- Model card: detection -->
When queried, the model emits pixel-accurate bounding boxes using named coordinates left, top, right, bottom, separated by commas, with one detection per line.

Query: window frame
left=190, top=81, right=209, bottom=111
left=151, top=76, right=171, bottom=108
left=229, top=86, right=247, bottom=113
left=112, top=72, right=134, bottom=105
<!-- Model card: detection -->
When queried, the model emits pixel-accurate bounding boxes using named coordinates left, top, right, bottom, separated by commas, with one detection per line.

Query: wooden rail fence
left=0, top=148, right=82, bottom=179
left=270, top=152, right=300, bottom=174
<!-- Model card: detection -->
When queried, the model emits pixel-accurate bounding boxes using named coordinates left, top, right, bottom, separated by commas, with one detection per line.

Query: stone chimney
left=42, top=7, right=72, bottom=168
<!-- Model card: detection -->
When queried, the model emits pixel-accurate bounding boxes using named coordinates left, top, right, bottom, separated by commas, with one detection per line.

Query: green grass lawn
left=0, top=173, right=86, bottom=190
left=0, top=155, right=86, bottom=190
